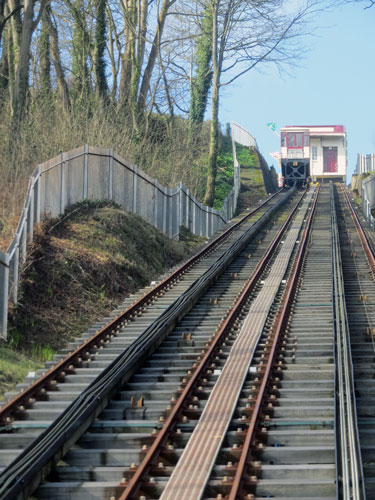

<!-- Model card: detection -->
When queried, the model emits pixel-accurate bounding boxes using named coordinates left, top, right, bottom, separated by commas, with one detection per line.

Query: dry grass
left=0, top=101, right=210, bottom=251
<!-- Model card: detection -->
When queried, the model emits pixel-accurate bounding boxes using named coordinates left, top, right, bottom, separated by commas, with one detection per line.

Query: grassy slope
left=236, top=146, right=267, bottom=212
left=1, top=201, right=204, bottom=398
left=213, top=135, right=235, bottom=210
left=212, top=137, right=268, bottom=213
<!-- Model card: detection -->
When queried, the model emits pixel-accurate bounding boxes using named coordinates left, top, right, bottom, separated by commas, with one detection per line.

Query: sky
left=219, top=1, right=375, bottom=182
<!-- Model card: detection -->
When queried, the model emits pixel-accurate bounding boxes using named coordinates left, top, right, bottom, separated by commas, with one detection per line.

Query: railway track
left=30, top=188, right=314, bottom=500
left=0, top=188, right=298, bottom=499
left=1, top=183, right=373, bottom=500
left=0, top=191, right=284, bottom=432
left=337, top=186, right=375, bottom=498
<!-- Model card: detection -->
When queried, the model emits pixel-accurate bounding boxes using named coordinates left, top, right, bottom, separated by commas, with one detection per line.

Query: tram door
left=323, top=147, right=338, bottom=173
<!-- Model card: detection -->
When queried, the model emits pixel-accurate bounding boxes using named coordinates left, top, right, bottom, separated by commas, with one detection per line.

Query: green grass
left=213, top=135, right=235, bottom=210
left=0, top=344, right=42, bottom=400
left=31, top=344, right=56, bottom=362
left=236, top=145, right=265, bottom=187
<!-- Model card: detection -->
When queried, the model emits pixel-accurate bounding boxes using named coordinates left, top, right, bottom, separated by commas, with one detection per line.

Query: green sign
left=267, top=122, right=278, bottom=132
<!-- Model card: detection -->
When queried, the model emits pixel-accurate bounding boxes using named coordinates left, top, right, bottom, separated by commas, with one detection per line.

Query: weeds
left=31, top=344, right=55, bottom=362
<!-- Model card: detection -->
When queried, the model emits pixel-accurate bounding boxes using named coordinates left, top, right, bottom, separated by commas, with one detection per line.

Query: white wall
left=310, top=136, right=346, bottom=179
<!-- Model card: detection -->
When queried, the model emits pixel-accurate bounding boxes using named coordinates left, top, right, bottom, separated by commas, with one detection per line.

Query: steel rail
left=227, top=184, right=320, bottom=500
left=0, top=189, right=295, bottom=500
left=341, top=185, right=375, bottom=273
left=117, top=189, right=307, bottom=500
left=0, top=191, right=281, bottom=427
left=333, top=185, right=366, bottom=500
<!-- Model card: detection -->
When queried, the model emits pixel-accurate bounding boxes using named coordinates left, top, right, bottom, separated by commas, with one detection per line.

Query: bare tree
left=12, top=0, right=47, bottom=125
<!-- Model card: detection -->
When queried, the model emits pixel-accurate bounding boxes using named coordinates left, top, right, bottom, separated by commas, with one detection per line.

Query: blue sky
left=219, top=1, right=375, bottom=181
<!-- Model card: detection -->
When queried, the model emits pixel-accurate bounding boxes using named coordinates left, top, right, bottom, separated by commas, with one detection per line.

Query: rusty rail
left=341, top=185, right=375, bottom=273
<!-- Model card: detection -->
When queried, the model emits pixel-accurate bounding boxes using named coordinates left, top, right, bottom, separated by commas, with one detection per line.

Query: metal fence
left=231, top=121, right=258, bottom=149
left=0, top=144, right=241, bottom=340
left=362, top=173, right=375, bottom=230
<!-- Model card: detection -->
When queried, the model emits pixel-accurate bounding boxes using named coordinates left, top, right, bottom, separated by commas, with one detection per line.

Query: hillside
left=237, top=145, right=278, bottom=212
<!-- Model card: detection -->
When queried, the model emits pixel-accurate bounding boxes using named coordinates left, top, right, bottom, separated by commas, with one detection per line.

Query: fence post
left=163, top=187, right=167, bottom=234
left=199, top=203, right=204, bottom=236
left=186, top=188, right=190, bottom=228
left=27, top=187, right=34, bottom=244
left=168, top=188, right=173, bottom=237
left=178, top=182, right=183, bottom=236
left=108, top=148, right=114, bottom=200
left=154, top=180, right=158, bottom=227
left=10, top=241, right=19, bottom=304
left=0, top=251, right=9, bottom=340
left=83, top=145, right=89, bottom=199
left=133, top=165, right=138, bottom=213
left=60, top=152, right=66, bottom=214
left=20, top=210, right=27, bottom=264
left=192, top=201, right=197, bottom=234
left=34, top=166, right=41, bottom=224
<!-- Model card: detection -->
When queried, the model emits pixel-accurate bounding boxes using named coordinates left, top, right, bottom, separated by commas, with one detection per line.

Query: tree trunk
left=12, top=0, right=34, bottom=123
left=188, top=4, right=212, bottom=140
left=39, top=13, right=51, bottom=96
left=94, top=0, right=108, bottom=101
left=8, top=0, right=22, bottom=65
left=118, top=0, right=135, bottom=110
left=0, top=23, right=9, bottom=94
left=203, top=1, right=219, bottom=207
left=7, top=0, right=22, bottom=101
left=130, top=0, right=147, bottom=125
left=44, top=5, right=70, bottom=111
left=204, top=77, right=219, bottom=206
left=137, top=0, right=176, bottom=113
left=107, top=7, right=119, bottom=102
left=71, top=0, right=90, bottom=104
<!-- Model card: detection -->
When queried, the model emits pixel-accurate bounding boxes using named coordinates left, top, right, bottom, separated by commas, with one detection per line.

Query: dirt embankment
left=7, top=201, right=203, bottom=354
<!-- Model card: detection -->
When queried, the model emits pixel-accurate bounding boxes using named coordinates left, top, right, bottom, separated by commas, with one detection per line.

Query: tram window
left=312, top=146, right=318, bottom=160
left=304, top=132, right=309, bottom=146
left=281, top=133, right=286, bottom=147
left=287, top=132, right=304, bottom=148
